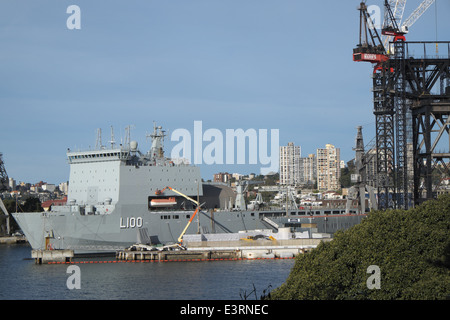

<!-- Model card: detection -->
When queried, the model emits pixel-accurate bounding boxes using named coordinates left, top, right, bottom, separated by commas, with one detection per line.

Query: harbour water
left=0, top=243, right=295, bottom=300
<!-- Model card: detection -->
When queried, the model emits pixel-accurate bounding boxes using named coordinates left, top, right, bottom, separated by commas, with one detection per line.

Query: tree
left=0, top=199, right=20, bottom=234
left=22, top=197, right=43, bottom=213
left=339, top=167, right=352, bottom=188
left=270, top=194, right=450, bottom=300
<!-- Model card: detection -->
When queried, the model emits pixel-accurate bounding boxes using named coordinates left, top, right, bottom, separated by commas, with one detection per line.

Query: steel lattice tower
left=373, top=68, right=396, bottom=209
left=0, top=153, right=8, bottom=192
left=354, top=2, right=449, bottom=210
left=406, top=42, right=450, bottom=205
left=380, top=41, right=450, bottom=208
left=392, top=39, right=410, bottom=209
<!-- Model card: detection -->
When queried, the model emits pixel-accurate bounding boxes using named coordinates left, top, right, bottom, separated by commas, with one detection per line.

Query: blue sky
left=1, top=0, right=449, bottom=184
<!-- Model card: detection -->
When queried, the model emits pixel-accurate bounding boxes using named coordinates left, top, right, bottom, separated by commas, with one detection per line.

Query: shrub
left=270, top=194, right=450, bottom=300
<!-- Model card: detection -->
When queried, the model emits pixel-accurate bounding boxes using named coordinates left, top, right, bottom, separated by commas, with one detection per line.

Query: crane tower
left=354, top=0, right=450, bottom=209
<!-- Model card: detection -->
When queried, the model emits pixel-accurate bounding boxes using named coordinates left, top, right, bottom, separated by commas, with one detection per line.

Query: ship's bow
left=11, top=211, right=46, bottom=250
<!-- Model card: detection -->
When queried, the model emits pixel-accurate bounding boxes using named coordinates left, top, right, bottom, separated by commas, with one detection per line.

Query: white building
left=317, top=144, right=341, bottom=191
left=300, top=154, right=316, bottom=187
left=42, top=184, right=56, bottom=192
left=279, top=142, right=301, bottom=185
left=8, top=178, right=16, bottom=190
left=232, top=173, right=243, bottom=180
left=59, top=182, right=69, bottom=195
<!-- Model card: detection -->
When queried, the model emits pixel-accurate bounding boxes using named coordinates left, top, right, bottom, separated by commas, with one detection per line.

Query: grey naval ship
left=12, top=124, right=367, bottom=254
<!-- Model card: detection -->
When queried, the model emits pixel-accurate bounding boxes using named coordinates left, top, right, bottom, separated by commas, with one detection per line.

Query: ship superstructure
left=66, top=124, right=202, bottom=212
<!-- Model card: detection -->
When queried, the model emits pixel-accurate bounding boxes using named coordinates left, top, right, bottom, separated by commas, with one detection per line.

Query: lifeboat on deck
left=150, top=197, right=177, bottom=207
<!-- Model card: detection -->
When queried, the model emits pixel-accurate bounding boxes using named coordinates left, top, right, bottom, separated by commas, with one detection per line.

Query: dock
left=32, top=249, right=74, bottom=264
left=116, top=248, right=240, bottom=261
left=116, top=238, right=331, bottom=262
left=0, top=235, right=27, bottom=244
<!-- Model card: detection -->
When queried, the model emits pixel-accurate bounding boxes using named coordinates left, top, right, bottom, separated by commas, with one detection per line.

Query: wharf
left=116, top=248, right=240, bottom=261
left=116, top=238, right=330, bottom=261
left=32, top=249, right=74, bottom=264
left=0, top=236, right=27, bottom=244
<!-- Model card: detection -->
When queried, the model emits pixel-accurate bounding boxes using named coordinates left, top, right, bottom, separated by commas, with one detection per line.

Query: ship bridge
left=67, top=149, right=131, bottom=164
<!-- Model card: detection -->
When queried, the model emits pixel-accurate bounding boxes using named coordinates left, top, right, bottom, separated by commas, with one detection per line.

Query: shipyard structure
left=353, top=1, right=450, bottom=210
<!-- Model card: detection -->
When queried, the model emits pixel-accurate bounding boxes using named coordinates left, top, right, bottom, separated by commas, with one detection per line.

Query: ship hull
left=12, top=207, right=366, bottom=254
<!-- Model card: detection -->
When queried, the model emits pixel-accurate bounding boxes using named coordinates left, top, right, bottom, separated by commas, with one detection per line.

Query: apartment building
left=317, top=144, right=341, bottom=191
left=300, top=153, right=316, bottom=187
left=213, top=172, right=232, bottom=183
left=279, top=142, right=301, bottom=185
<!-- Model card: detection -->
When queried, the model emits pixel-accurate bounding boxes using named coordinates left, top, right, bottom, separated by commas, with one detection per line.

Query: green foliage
left=270, top=194, right=450, bottom=300
left=1, top=197, right=42, bottom=213
left=1, top=197, right=43, bottom=233
left=339, top=167, right=353, bottom=188
left=2, top=199, right=16, bottom=214
left=22, top=197, right=43, bottom=212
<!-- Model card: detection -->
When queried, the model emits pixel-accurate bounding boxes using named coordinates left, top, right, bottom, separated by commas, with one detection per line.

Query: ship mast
left=109, top=126, right=116, bottom=149
left=148, top=122, right=166, bottom=160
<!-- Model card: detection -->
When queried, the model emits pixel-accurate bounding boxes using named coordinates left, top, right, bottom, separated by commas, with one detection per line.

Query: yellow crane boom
left=159, top=186, right=199, bottom=206
left=177, top=207, right=199, bottom=243
left=158, top=186, right=201, bottom=244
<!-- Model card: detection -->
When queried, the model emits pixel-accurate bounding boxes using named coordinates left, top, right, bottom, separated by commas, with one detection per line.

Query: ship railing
left=213, top=205, right=350, bottom=213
